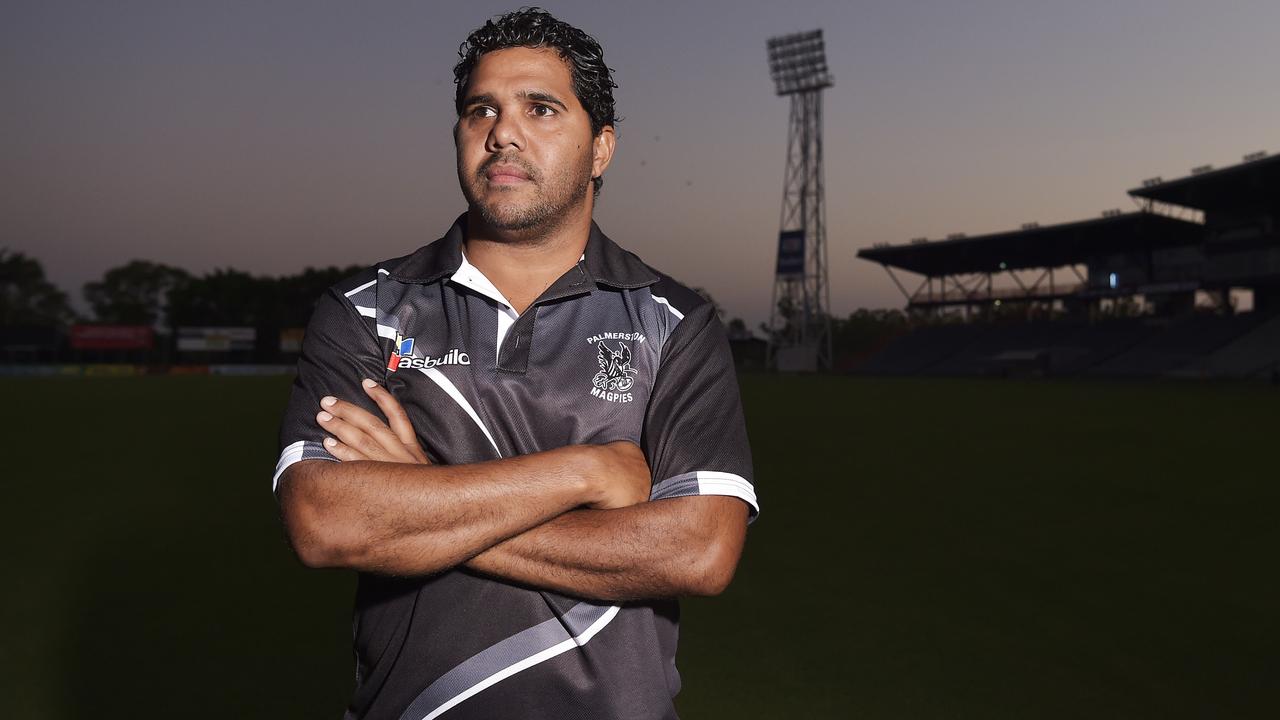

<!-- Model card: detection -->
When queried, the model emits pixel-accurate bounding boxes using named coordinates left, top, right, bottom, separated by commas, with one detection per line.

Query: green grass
left=3, top=375, right=1276, bottom=718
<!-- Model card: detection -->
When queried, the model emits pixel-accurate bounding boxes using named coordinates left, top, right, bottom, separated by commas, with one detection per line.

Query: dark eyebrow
left=520, top=90, right=569, bottom=111
left=461, top=92, right=496, bottom=111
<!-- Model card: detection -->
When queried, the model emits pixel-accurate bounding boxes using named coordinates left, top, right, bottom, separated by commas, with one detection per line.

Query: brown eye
left=530, top=104, right=556, bottom=117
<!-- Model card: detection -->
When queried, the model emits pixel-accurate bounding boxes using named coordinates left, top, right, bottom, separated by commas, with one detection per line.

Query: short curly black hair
left=454, top=8, right=619, bottom=194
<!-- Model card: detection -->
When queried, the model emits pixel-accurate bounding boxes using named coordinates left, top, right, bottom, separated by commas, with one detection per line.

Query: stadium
left=855, top=151, right=1280, bottom=380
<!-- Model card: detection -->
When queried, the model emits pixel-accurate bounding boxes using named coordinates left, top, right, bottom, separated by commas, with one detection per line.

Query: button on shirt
left=275, top=215, right=758, bottom=720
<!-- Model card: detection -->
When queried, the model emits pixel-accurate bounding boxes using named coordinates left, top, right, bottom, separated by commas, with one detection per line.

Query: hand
left=317, top=379, right=430, bottom=464
left=585, top=440, right=652, bottom=510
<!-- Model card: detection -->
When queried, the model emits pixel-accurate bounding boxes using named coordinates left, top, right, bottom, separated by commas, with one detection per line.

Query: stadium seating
left=859, top=312, right=1278, bottom=380
left=1187, top=312, right=1280, bottom=379
left=1086, top=314, right=1261, bottom=378
left=928, top=322, right=1062, bottom=377
left=1048, top=319, right=1157, bottom=376
left=855, top=323, right=987, bottom=375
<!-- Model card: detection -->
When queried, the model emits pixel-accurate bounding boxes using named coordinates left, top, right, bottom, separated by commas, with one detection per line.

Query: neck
left=463, top=203, right=593, bottom=314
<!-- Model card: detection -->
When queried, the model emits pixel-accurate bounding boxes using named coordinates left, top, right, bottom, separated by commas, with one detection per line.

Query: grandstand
left=857, top=151, right=1280, bottom=379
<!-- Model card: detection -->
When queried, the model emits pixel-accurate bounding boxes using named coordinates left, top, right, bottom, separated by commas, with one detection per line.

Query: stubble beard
left=462, top=153, right=594, bottom=239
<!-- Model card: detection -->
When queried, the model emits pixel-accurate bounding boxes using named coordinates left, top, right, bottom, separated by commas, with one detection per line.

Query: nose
left=486, top=111, right=524, bottom=153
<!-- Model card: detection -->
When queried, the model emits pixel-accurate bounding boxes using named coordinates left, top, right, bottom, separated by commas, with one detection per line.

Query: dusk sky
left=4, top=0, right=1279, bottom=327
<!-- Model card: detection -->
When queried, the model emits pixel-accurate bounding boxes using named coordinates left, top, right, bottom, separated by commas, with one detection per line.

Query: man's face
left=455, top=46, right=612, bottom=233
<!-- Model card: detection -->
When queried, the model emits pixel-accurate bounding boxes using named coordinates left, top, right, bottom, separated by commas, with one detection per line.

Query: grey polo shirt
left=274, top=214, right=757, bottom=720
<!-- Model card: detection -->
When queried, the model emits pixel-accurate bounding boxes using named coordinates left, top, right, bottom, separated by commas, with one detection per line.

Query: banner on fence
left=279, top=328, right=305, bottom=353
left=177, top=327, right=256, bottom=352
left=70, top=325, right=154, bottom=350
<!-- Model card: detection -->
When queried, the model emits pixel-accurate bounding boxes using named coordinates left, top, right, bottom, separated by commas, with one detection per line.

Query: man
left=274, top=9, right=757, bottom=720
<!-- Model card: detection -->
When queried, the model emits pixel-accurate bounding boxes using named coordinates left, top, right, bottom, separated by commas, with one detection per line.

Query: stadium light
left=766, top=27, right=835, bottom=371
left=767, top=30, right=833, bottom=96
left=1243, top=151, right=1267, bottom=162
left=1191, top=165, right=1213, bottom=175
left=1141, top=177, right=1164, bottom=188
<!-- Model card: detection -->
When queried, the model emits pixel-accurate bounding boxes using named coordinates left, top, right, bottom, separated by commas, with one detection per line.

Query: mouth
left=484, top=163, right=533, bottom=185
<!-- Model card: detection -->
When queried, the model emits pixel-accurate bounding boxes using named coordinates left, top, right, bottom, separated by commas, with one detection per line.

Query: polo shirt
left=274, top=214, right=758, bottom=720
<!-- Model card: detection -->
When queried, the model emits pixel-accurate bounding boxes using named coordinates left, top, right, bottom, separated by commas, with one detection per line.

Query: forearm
left=280, top=448, right=595, bottom=576
left=465, top=496, right=749, bottom=602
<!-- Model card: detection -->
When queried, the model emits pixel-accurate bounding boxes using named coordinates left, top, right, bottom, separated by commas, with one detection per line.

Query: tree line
left=1, top=249, right=362, bottom=331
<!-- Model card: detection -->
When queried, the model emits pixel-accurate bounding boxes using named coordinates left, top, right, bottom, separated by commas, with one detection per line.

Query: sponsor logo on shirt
left=388, top=334, right=470, bottom=371
left=589, top=337, right=639, bottom=403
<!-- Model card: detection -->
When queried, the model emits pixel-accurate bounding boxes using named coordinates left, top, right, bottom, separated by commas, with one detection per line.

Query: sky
left=3, top=0, right=1279, bottom=327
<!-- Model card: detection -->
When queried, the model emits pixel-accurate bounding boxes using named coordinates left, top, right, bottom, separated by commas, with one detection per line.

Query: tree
left=760, top=295, right=805, bottom=346
left=83, top=260, right=191, bottom=326
left=725, top=317, right=752, bottom=340
left=269, top=265, right=366, bottom=328
left=0, top=249, right=76, bottom=326
left=167, top=268, right=267, bottom=327
left=166, top=264, right=365, bottom=329
left=829, top=308, right=908, bottom=356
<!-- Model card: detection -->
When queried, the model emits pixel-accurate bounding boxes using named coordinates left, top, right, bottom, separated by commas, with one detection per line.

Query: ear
left=591, top=125, right=617, bottom=180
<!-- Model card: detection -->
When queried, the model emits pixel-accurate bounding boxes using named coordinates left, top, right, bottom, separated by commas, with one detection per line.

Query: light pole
left=766, top=29, right=834, bottom=371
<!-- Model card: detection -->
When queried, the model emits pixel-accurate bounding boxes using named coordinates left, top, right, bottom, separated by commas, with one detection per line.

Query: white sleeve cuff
left=272, top=440, right=337, bottom=492
left=649, top=470, right=759, bottom=522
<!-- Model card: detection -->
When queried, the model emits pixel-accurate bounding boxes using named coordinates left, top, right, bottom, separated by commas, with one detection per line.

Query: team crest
left=586, top=331, right=645, bottom=403
left=591, top=341, right=637, bottom=403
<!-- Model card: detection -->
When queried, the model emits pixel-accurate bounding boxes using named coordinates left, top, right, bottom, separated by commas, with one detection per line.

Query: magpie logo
left=388, top=334, right=470, bottom=371
left=591, top=341, right=637, bottom=403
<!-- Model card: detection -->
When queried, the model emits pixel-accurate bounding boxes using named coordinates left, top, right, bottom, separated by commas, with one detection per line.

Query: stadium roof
left=1128, top=153, right=1280, bottom=211
left=857, top=212, right=1204, bottom=276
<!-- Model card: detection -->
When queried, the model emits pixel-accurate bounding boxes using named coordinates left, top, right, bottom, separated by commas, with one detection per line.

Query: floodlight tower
left=766, top=29, right=833, bottom=371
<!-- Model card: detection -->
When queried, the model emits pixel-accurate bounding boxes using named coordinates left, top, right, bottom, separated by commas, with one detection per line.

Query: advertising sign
left=279, top=328, right=305, bottom=353
left=177, top=327, right=256, bottom=352
left=70, top=325, right=154, bottom=350
left=776, top=230, right=806, bottom=276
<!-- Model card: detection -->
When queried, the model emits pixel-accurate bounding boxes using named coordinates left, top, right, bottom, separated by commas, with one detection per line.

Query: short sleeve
left=273, top=285, right=388, bottom=493
left=641, top=302, right=758, bottom=521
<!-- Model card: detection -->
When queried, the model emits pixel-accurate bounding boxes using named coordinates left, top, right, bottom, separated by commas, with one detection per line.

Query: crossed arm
left=279, top=380, right=748, bottom=601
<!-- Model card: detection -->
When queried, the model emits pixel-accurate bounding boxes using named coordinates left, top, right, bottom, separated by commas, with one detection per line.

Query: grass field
left=3, top=374, right=1277, bottom=718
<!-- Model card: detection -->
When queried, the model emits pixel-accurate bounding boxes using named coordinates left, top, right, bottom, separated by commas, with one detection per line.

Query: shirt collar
left=451, top=249, right=517, bottom=310
left=388, top=213, right=660, bottom=289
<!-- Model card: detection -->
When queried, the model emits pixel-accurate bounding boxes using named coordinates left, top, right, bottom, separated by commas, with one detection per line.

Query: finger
left=361, top=380, right=418, bottom=447
left=317, top=409, right=387, bottom=461
left=319, top=399, right=424, bottom=464
left=360, top=380, right=432, bottom=464
left=323, top=436, right=367, bottom=462
left=321, top=395, right=403, bottom=453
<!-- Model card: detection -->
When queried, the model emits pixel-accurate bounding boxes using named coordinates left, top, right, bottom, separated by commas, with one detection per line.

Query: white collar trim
left=449, top=251, right=587, bottom=314
left=450, top=250, right=517, bottom=312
